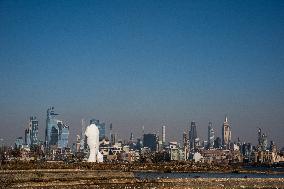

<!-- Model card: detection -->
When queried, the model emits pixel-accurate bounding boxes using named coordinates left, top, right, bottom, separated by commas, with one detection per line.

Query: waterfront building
left=196, top=149, right=242, bottom=164
left=222, top=116, right=231, bottom=149
left=207, top=122, right=215, bottom=149
left=90, top=119, right=106, bottom=141
left=143, top=133, right=157, bottom=151
left=252, top=150, right=284, bottom=164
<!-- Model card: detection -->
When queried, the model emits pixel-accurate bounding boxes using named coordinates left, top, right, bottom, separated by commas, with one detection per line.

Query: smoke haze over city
left=0, top=0, right=284, bottom=146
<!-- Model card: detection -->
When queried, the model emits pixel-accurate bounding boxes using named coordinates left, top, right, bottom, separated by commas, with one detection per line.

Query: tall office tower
left=45, top=107, right=69, bottom=149
left=162, top=125, right=166, bottom=144
left=76, top=135, right=81, bottom=152
left=189, top=121, right=197, bottom=150
left=24, top=116, right=39, bottom=147
left=130, top=132, right=134, bottom=142
left=207, top=122, right=215, bottom=149
left=241, top=143, right=253, bottom=161
left=110, top=133, right=117, bottom=145
left=25, top=128, right=31, bottom=146
left=257, top=128, right=268, bottom=151
left=109, top=123, right=113, bottom=142
left=80, top=119, right=86, bottom=150
left=45, top=107, right=59, bottom=148
left=57, top=121, right=69, bottom=148
left=258, top=128, right=262, bottom=145
left=29, top=116, right=39, bottom=146
left=90, top=118, right=106, bottom=141
left=183, top=132, right=189, bottom=160
left=136, top=138, right=143, bottom=150
left=143, top=133, right=157, bottom=151
left=222, top=116, right=231, bottom=149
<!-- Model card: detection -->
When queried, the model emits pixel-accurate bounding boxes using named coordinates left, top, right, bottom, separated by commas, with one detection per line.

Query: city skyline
left=3, top=108, right=281, bottom=148
left=0, top=1, right=284, bottom=146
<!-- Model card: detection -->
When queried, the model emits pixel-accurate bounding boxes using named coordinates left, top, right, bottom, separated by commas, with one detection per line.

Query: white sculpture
left=85, top=123, right=103, bottom=162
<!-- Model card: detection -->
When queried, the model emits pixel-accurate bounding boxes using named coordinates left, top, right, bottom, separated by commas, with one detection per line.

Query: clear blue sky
left=0, top=0, right=283, bottom=146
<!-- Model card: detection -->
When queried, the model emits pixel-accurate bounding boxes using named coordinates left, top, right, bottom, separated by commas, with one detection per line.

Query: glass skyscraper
left=25, top=128, right=31, bottom=146
left=45, top=107, right=69, bottom=149
left=57, top=121, right=69, bottom=149
left=30, top=116, right=39, bottom=146
left=24, top=116, right=39, bottom=147
left=189, top=121, right=197, bottom=150
left=207, top=122, right=215, bottom=149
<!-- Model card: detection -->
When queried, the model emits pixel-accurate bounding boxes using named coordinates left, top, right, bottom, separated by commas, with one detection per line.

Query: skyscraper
left=189, top=121, right=197, bottom=150
left=45, top=107, right=69, bottom=149
left=30, top=116, right=39, bottom=146
left=130, top=132, right=134, bottom=142
left=162, top=125, right=166, bottom=144
left=183, top=132, right=189, bottom=160
left=57, top=121, right=69, bottom=148
left=111, top=133, right=117, bottom=145
left=222, top=116, right=231, bottom=149
left=45, top=107, right=58, bottom=148
left=25, top=128, right=31, bottom=146
left=24, top=116, right=39, bottom=147
left=257, top=128, right=268, bottom=151
left=80, top=119, right=86, bottom=151
left=143, top=133, right=157, bottom=151
left=207, top=122, right=215, bottom=149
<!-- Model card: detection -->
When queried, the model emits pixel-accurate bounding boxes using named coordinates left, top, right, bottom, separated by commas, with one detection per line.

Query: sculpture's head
left=85, top=123, right=99, bottom=148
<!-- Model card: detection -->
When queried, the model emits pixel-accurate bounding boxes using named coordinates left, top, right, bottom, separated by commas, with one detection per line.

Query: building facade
left=24, top=116, right=39, bottom=147
left=208, top=122, right=215, bottom=149
left=257, top=128, right=268, bottom=151
left=162, top=125, right=166, bottom=144
left=45, top=107, right=69, bottom=149
left=15, top=137, right=24, bottom=149
left=143, top=133, right=157, bottom=151
left=189, top=121, right=197, bottom=151
left=222, top=116, right=231, bottom=149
